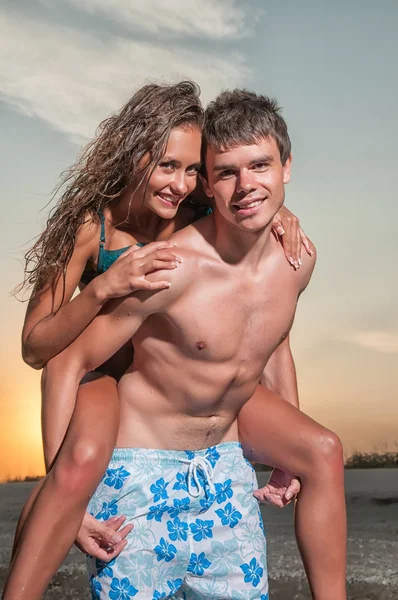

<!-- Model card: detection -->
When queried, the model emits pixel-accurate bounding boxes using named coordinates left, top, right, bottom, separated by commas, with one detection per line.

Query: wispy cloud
left=0, top=8, right=249, bottom=144
left=342, top=330, right=398, bottom=354
left=59, top=0, right=249, bottom=39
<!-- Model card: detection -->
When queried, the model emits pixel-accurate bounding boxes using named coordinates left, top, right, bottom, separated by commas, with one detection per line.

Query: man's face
left=204, top=137, right=291, bottom=233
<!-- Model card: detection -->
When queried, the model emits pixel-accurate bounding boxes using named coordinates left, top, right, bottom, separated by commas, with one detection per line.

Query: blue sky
left=0, top=0, right=397, bottom=478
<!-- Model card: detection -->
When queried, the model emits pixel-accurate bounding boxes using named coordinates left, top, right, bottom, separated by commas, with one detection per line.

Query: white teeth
left=237, top=200, right=262, bottom=210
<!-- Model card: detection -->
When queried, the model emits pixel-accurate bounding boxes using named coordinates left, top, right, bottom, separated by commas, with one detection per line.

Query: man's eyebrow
left=248, top=154, right=274, bottom=166
left=213, top=154, right=274, bottom=172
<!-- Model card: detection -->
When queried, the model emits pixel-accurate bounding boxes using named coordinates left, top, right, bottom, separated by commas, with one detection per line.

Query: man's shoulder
left=297, top=238, right=317, bottom=294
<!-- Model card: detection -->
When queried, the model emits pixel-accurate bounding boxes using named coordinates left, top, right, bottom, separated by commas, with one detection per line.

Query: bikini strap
left=98, top=209, right=106, bottom=246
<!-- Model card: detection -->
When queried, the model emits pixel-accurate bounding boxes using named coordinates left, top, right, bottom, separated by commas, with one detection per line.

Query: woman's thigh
left=238, top=385, right=338, bottom=476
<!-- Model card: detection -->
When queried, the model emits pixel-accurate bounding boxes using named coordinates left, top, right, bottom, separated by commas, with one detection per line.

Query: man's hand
left=75, top=512, right=133, bottom=561
left=254, top=468, right=301, bottom=508
left=272, top=206, right=312, bottom=269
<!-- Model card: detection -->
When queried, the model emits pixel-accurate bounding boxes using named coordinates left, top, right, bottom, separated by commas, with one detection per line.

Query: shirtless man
left=42, top=89, right=342, bottom=599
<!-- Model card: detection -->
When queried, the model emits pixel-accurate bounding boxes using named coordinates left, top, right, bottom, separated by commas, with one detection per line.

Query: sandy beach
left=1, top=469, right=397, bottom=599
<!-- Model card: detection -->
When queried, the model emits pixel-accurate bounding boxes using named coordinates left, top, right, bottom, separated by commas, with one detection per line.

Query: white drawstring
left=179, top=456, right=215, bottom=497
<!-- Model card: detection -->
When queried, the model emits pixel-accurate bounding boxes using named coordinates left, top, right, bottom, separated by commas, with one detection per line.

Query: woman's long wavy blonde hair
left=17, top=80, right=203, bottom=298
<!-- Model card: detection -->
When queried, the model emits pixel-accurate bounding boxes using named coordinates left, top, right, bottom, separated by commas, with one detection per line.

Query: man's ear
left=199, top=173, right=213, bottom=198
left=282, top=154, right=292, bottom=184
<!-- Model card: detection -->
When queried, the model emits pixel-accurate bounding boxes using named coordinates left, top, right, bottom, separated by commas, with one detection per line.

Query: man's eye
left=219, top=170, right=235, bottom=178
left=187, top=165, right=200, bottom=174
left=253, top=163, right=268, bottom=170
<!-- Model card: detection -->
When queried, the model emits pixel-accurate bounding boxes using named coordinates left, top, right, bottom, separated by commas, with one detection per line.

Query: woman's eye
left=187, top=165, right=200, bottom=174
left=160, top=162, right=175, bottom=170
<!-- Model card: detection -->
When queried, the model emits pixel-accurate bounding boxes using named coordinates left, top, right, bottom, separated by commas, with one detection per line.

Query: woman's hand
left=272, top=206, right=312, bottom=269
left=75, top=512, right=133, bottom=561
left=96, top=241, right=182, bottom=301
left=254, top=468, right=301, bottom=508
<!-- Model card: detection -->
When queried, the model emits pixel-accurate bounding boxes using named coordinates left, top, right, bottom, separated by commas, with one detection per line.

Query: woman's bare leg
left=3, top=375, right=120, bottom=600
left=239, top=386, right=346, bottom=600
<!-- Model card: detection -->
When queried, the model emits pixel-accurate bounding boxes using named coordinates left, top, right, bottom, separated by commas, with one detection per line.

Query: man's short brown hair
left=202, top=89, right=291, bottom=168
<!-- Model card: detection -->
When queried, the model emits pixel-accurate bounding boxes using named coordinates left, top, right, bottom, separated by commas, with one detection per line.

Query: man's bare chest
left=162, top=272, right=298, bottom=366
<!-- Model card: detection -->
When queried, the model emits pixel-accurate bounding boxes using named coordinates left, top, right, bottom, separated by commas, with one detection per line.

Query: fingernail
left=112, top=533, right=123, bottom=544
left=164, top=283, right=171, bottom=288
left=171, top=261, right=178, bottom=267
left=278, top=228, right=285, bottom=235
left=285, top=492, right=293, bottom=501
left=289, top=256, right=295, bottom=266
left=176, top=256, right=183, bottom=263
left=298, top=258, right=302, bottom=266
left=309, top=249, right=313, bottom=256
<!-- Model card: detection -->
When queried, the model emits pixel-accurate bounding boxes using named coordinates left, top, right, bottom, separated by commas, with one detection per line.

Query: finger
left=115, top=523, right=134, bottom=539
left=272, top=214, right=285, bottom=237
left=141, top=259, right=180, bottom=273
left=90, top=539, right=128, bottom=562
left=104, top=515, right=126, bottom=529
left=296, top=224, right=302, bottom=267
left=260, top=492, right=284, bottom=508
left=134, top=240, right=177, bottom=258
left=290, top=218, right=300, bottom=268
left=254, top=485, right=271, bottom=497
left=135, top=279, right=172, bottom=291
left=282, top=220, right=295, bottom=267
left=299, top=227, right=313, bottom=257
left=145, top=250, right=183, bottom=263
left=285, top=480, right=301, bottom=501
left=97, top=525, right=124, bottom=546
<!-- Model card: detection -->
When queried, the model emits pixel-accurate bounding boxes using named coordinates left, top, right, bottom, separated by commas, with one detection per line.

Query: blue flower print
left=199, top=492, right=215, bottom=513
left=167, top=578, right=183, bottom=594
left=109, top=576, right=138, bottom=599
left=167, top=517, right=189, bottom=541
left=214, top=479, right=233, bottom=504
left=104, top=466, right=131, bottom=490
left=90, top=576, right=102, bottom=600
left=185, top=450, right=195, bottom=459
left=147, top=501, right=169, bottom=522
left=154, top=537, right=177, bottom=562
left=205, top=446, right=220, bottom=467
left=152, top=592, right=166, bottom=600
left=187, top=552, right=212, bottom=576
left=95, top=557, right=116, bottom=579
left=190, top=518, right=214, bottom=542
left=95, top=501, right=118, bottom=521
left=240, top=557, right=264, bottom=588
left=168, top=497, right=191, bottom=518
left=173, top=472, right=188, bottom=492
left=150, top=477, right=170, bottom=502
left=215, top=502, right=242, bottom=528
left=261, top=595, right=269, bottom=600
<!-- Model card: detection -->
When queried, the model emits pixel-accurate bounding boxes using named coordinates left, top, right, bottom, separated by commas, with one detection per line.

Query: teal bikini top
left=80, top=210, right=144, bottom=285
left=80, top=203, right=212, bottom=286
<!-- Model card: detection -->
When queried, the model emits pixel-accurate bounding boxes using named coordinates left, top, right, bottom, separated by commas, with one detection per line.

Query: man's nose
left=236, top=170, right=255, bottom=194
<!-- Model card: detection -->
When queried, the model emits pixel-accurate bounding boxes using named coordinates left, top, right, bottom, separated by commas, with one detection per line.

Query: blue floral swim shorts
left=87, top=442, right=268, bottom=599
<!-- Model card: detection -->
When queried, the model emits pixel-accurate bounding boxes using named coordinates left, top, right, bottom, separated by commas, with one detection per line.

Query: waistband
left=110, top=441, right=242, bottom=465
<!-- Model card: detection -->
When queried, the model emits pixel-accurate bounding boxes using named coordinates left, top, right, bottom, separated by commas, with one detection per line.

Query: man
left=37, top=90, right=342, bottom=599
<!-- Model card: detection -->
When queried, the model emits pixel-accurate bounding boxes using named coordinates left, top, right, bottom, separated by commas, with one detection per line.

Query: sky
left=0, top=0, right=397, bottom=481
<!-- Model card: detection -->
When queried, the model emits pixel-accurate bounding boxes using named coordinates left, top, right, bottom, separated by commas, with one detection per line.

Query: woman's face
left=136, top=125, right=202, bottom=219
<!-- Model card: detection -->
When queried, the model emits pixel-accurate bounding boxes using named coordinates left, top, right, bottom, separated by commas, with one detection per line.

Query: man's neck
left=211, top=208, right=275, bottom=268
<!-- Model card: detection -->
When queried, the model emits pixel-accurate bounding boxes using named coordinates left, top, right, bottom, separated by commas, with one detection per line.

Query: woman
left=4, top=81, right=344, bottom=600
